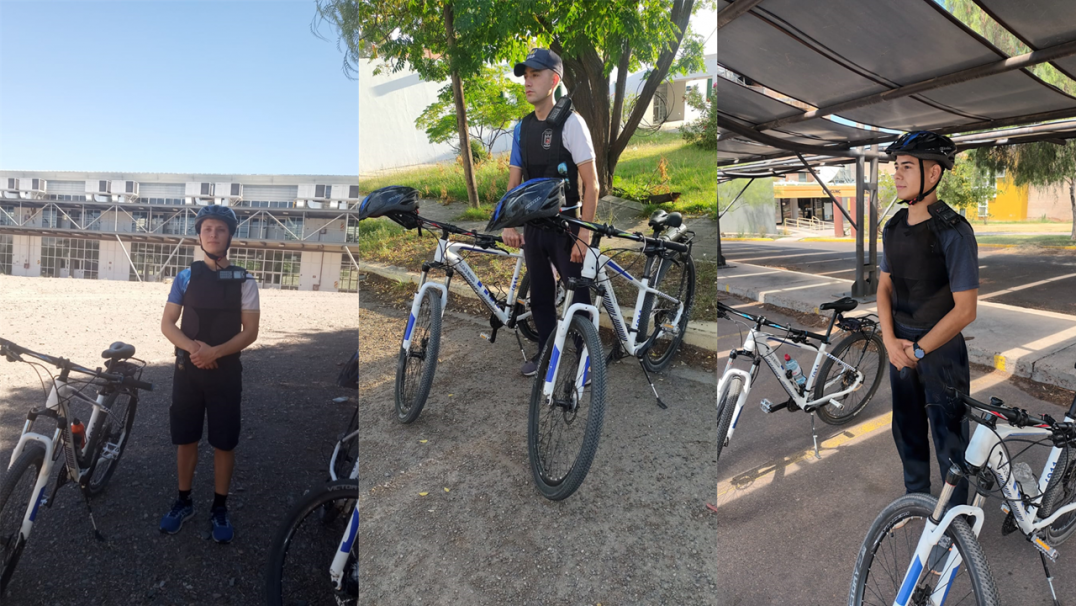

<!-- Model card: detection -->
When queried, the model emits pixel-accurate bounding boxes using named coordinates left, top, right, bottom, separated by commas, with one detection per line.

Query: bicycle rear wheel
left=527, top=313, right=606, bottom=501
left=639, top=253, right=696, bottom=373
left=1040, top=448, right=1076, bottom=546
left=848, top=493, right=999, bottom=606
left=83, top=390, right=138, bottom=496
left=265, top=479, right=358, bottom=606
left=814, top=331, right=885, bottom=425
left=0, top=443, right=46, bottom=594
left=715, top=376, right=743, bottom=475
left=394, top=288, right=442, bottom=424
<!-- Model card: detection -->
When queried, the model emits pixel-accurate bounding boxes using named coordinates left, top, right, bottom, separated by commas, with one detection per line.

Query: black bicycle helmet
left=486, top=178, right=565, bottom=231
left=359, top=186, right=419, bottom=220
left=884, top=131, right=958, bottom=205
left=194, top=205, right=238, bottom=236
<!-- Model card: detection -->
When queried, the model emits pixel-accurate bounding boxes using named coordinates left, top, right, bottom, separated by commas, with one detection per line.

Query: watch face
left=915, top=346, right=925, bottom=359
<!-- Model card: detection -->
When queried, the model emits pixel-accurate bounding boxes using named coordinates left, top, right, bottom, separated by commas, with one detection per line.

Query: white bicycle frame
left=6, top=379, right=110, bottom=549
left=717, top=326, right=864, bottom=444
left=540, top=244, right=685, bottom=403
left=893, top=415, right=1076, bottom=606
left=402, top=237, right=527, bottom=351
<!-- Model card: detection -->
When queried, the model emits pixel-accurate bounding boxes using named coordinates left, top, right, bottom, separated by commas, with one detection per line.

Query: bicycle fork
left=542, top=302, right=600, bottom=405
left=329, top=505, right=358, bottom=594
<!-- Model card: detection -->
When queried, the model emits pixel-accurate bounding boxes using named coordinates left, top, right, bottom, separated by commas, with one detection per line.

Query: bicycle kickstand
left=637, top=360, right=668, bottom=409
left=810, top=413, right=821, bottom=460
left=77, top=479, right=106, bottom=541
left=513, top=330, right=528, bottom=362
left=1039, top=550, right=1061, bottom=606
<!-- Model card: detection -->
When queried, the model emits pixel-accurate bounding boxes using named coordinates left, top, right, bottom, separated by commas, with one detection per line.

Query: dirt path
left=358, top=284, right=718, bottom=605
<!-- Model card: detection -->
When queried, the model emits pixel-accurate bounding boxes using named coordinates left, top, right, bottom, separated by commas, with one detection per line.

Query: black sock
left=178, top=489, right=192, bottom=503
left=212, top=492, right=228, bottom=510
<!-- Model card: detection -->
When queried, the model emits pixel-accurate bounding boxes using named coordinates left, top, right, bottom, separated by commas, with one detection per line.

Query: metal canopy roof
left=717, top=0, right=1076, bottom=165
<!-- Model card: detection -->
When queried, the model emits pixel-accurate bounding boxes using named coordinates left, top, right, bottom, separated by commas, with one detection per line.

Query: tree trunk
left=1070, top=177, right=1076, bottom=240
left=444, top=4, right=480, bottom=207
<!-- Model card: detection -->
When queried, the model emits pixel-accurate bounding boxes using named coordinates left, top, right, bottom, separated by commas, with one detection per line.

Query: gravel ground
left=358, top=278, right=719, bottom=605
left=0, top=275, right=357, bottom=605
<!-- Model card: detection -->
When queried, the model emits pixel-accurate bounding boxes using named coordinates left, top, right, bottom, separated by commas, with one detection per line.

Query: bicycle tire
left=265, top=479, right=358, bottom=606
left=527, top=313, right=606, bottom=501
left=848, top=493, right=1000, bottom=606
left=814, top=331, right=885, bottom=426
left=0, top=443, right=46, bottom=594
left=82, top=390, right=138, bottom=496
left=715, top=376, right=742, bottom=474
left=1040, top=448, right=1076, bottom=546
left=639, top=253, right=696, bottom=373
left=516, top=272, right=566, bottom=344
left=394, top=288, right=442, bottom=424
left=322, top=409, right=359, bottom=523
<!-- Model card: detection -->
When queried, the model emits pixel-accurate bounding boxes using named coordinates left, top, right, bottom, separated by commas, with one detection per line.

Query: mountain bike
left=525, top=210, right=695, bottom=500
left=0, top=338, right=154, bottom=594
left=379, top=211, right=556, bottom=424
left=265, top=395, right=358, bottom=605
left=715, top=298, right=886, bottom=472
left=848, top=379, right=1076, bottom=606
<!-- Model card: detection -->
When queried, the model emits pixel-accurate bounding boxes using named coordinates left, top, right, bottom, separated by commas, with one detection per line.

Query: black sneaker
left=210, top=507, right=234, bottom=544
left=159, top=498, right=194, bottom=534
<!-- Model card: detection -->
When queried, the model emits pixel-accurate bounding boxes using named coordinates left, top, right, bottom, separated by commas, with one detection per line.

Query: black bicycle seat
left=819, top=297, right=858, bottom=313
left=101, top=342, right=135, bottom=360
left=648, top=210, right=683, bottom=230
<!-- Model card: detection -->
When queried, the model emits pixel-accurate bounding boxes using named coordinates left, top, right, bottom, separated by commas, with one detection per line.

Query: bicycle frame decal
left=402, top=282, right=447, bottom=350
left=895, top=505, right=985, bottom=606
left=543, top=302, right=599, bottom=400
left=329, top=505, right=359, bottom=589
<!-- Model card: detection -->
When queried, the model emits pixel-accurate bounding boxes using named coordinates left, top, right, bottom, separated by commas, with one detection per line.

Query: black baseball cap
left=514, top=48, right=563, bottom=78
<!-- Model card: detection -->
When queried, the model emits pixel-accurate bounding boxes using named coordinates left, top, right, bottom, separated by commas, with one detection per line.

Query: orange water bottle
left=71, top=419, right=85, bottom=449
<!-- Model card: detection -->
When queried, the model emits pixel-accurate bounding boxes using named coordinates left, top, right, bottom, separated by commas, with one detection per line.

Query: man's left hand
left=571, top=230, right=591, bottom=264
left=190, top=340, right=220, bottom=369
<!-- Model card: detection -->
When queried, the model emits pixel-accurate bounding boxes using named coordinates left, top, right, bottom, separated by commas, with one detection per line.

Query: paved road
left=715, top=292, right=1076, bottom=605
left=719, top=240, right=1076, bottom=316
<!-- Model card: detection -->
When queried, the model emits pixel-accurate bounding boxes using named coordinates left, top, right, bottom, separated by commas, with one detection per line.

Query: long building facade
left=0, top=171, right=359, bottom=293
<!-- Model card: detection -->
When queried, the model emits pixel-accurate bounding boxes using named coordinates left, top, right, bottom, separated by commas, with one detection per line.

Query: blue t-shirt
left=880, top=214, right=979, bottom=293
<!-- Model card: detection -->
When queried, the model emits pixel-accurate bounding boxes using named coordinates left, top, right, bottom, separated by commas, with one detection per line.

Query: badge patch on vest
left=542, top=129, right=553, bottom=150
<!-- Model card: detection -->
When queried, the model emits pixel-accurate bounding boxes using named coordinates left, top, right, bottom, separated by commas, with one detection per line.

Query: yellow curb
left=722, top=237, right=775, bottom=241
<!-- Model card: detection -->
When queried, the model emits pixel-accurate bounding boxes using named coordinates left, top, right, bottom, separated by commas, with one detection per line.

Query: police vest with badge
left=881, top=131, right=971, bottom=330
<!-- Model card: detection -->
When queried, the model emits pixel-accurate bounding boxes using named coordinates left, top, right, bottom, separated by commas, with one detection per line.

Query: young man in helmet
left=159, top=205, right=260, bottom=543
left=878, top=131, right=979, bottom=508
left=500, top=47, right=600, bottom=376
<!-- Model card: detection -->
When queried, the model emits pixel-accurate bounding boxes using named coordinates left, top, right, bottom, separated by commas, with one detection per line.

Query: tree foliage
left=416, top=64, right=530, bottom=156
left=681, top=82, right=716, bottom=150
left=968, top=141, right=1076, bottom=238
left=936, top=155, right=996, bottom=214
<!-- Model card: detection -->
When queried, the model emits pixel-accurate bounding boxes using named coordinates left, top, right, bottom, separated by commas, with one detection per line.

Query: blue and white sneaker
left=159, top=499, right=194, bottom=534
left=211, top=507, right=234, bottom=544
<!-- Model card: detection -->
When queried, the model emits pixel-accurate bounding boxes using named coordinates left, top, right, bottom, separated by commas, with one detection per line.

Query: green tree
left=680, top=82, right=716, bottom=150
left=936, top=156, right=997, bottom=218
left=416, top=64, right=530, bottom=157
left=969, top=142, right=1076, bottom=239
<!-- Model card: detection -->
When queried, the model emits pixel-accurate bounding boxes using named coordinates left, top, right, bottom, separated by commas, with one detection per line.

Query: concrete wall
left=721, top=203, right=776, bottom=237
left=1028, top=182, right=1076, bottom=222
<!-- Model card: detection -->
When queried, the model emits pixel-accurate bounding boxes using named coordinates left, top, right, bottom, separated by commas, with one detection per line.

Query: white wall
left=98, top=239, right=131, bottom=281
left=11, top=235, right=39, bottom=277
left=299, top=250, right=343, bottom=292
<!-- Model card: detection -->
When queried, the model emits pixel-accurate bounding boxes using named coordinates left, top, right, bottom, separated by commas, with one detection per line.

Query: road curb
left=360, top=260, right=718, bottom=352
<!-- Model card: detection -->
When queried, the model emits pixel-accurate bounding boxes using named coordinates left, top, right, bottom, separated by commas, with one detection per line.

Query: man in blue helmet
left=500, top=47, right=600, bottom=376
left=158, top=204, right=260, bottom=543
left=878, top=131, right=979, bottom=509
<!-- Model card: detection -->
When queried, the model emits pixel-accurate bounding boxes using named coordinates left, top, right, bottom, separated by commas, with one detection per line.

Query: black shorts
left=170, top=355, right=243, bottom=451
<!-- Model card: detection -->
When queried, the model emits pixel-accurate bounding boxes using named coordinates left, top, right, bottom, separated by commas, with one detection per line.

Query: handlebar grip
left=664, top=240, right=689, bottom=253
left=122, top=376, right=154, bottom=391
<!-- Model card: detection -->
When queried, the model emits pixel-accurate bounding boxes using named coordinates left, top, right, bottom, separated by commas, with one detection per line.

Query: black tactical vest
left=882, top=201, right=969, bottom=329
left=180, top=261, right=244, bottom=363
left=519, top=111, right=580, bottom=214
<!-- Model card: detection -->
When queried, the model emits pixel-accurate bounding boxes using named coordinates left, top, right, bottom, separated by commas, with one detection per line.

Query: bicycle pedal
left=1031, top=536, right=1059, bottom=562
left=760, top=398, right=789, bottom=414
left=1000, top=510, right=1017, bottom=536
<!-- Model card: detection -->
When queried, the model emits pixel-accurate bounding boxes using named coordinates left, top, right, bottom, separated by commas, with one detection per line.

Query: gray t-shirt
left=880, top=211, right=979, bottom=292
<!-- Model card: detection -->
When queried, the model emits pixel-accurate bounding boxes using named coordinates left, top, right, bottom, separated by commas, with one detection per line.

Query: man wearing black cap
left=501, top=48, right=600, bottom=376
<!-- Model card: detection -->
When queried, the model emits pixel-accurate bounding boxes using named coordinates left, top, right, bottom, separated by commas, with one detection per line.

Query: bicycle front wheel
left=1040, top=448, right=1076, bottom=546
left=83, top=390, right=138, bottom=496
left=527, top=312, right=607, bottom=501
left=0, top=443, right=46, bottom=594
left=814, top=331, right=885, bottom=425
left=516, top=272, right=566, bottom=343
left=394, top=288, right=442, bottom=424
left=848, top=493, right=999, bottom=606
left=265, top=479, right=358, bottom=606
left=715, top=376, right=743, bottom=475
left=640, top=253, right=696, bottom=373
left=322, top=409, right=359, bottom=523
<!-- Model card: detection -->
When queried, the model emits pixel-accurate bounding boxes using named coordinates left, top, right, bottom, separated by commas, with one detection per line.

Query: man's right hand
left=187, top=341, right=218, bottom=370
left=886, top=337, right=917, bottom=372
left=502, top=227, right=524, bottom=248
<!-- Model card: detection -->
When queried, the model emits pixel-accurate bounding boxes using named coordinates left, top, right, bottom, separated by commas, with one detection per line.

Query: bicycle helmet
left=884, top=131, right=958, bottom=205
left=194, top=205, right=239, bottom=263
left=486, top=178, right=565, bottom=231
left=358, top=186, right=420, bottom=220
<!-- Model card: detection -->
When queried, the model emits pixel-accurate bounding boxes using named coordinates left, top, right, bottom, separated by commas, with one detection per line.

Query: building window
left=0, top=205, right=16, bottom=226
left=978, top=200, right=989, bottom=219
left=346, top=216, right=359, bottom=244
left=41, top=208, right=58, bottom=228
left=129, top=242, right=194, bottom=282
left=41, top=237, right=99, bottom=279
left=228, top=247, right=301, bottom=290
left=131, top=211, right=149, bottom=233
left=338, top=252, right=358, bottom=293
left=0, top=234, right=12, bottom=275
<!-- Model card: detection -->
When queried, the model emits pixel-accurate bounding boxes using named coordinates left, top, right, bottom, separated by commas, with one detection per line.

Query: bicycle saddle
left=101, top=342, right=135, bottom=360
left=648, top=210, right=683, bottom=230
left=819, top=297, right=858, bottom=313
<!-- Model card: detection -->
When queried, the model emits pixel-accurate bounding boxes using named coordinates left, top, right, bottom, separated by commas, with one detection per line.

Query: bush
left=680, top=85, right=716, bottom=150
left=459, top=138, right=489, bottom=165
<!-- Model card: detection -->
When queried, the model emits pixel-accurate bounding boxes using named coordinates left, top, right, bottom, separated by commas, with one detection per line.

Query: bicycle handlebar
left=716, top=301, right=828, bottom=343
left=0, top=338, right=155, bottom=392
left=561, top=215, right=689, bottom=254
left=944, top=386, right=1076, bottom=446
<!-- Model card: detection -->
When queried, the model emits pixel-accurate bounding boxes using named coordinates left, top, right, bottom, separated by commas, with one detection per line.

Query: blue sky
left=0, top=1, right=358, bottom=175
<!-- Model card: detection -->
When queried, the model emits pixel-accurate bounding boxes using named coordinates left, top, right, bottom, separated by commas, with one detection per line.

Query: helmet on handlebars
left=486, top=178, right=565, bottom=232
left=359, top=186, right=420, bottom=221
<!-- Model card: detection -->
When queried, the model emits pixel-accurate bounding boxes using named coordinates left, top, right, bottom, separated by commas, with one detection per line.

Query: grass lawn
left=359, top=217, right=718, bottom=322
left=358, top=129, right=716, bottom=221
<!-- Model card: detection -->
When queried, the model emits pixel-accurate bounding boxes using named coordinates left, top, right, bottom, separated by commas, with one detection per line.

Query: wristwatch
left=912, top=341, right=926, bottom=360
